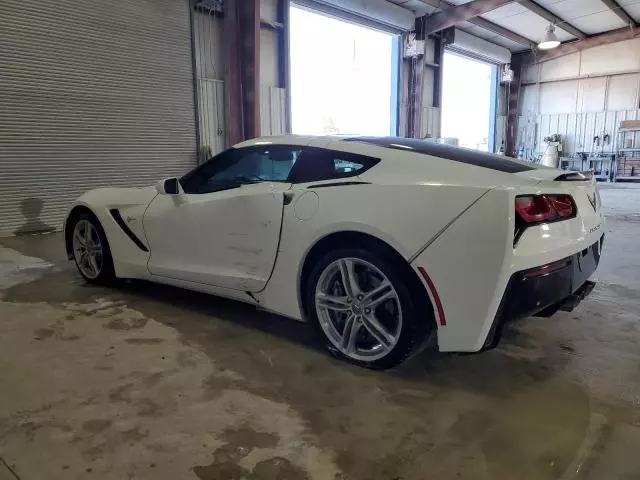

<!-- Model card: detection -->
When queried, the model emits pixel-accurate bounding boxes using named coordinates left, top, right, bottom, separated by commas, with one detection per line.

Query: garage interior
left=2, top=0, right=640, bottom=478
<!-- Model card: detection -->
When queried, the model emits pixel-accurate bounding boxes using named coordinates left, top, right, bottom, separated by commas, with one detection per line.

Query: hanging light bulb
left=539, top=24, right=560, bottom=50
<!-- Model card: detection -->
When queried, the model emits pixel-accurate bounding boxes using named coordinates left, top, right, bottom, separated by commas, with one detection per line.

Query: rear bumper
left=483, top=233, right=604, bottom=350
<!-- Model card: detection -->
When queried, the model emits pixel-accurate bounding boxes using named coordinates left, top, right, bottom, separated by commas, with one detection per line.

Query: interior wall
left=518, top=38, right=640, bottom=156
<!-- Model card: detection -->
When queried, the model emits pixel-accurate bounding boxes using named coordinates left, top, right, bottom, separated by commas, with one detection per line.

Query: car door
left=143, top=145, right=302, bottom=292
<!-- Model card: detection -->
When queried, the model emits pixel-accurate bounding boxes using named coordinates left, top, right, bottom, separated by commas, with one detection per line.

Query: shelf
left=618, top=148, right=640, bottom=152
left=619, top=128, right=640, bottom=133
left=615, top=176, right=640, bottom=181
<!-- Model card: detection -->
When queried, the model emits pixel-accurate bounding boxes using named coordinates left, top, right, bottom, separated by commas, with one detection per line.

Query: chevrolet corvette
left=64, top=136, right=604, bottom=368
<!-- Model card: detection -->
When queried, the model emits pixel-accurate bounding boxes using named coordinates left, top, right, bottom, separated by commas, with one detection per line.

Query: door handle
left=283, top=192, right=295, bottom=205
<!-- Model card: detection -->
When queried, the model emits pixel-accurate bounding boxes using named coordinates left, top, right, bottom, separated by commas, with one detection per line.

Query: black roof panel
left=343, top=137, right=535, bottom=173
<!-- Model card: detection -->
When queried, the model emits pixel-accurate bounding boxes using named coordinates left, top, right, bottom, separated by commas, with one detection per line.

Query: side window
left=334, top=159, right=364, bottom=174
left=181, top=146, right=301, bottom=194
left=288, top=148, right=379, bottom=183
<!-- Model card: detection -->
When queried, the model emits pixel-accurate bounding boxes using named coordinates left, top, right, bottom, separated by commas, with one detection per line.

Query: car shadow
left=112, top=278, right=569, bottom=397
left=3, top=264, right=569, bottom=399
left=119, top=278, right=323, bottom=353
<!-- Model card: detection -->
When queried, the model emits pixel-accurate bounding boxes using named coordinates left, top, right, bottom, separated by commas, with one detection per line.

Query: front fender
left=65, top=187, right=158, bottom=279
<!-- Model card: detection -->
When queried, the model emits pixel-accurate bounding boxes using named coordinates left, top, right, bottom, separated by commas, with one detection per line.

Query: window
left=289, top=147, right=379, bottom=183
left=334, top=159, right=363, bottom=174
left=181, top=145, right=301, bottom=194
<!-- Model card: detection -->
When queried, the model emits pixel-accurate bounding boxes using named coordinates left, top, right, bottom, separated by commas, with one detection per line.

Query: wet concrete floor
left=1, top=185, right=639, bottom=479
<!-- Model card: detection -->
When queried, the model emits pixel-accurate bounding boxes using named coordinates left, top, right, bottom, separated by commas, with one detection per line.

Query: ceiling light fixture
left=538, top=24, right=560, bottom=50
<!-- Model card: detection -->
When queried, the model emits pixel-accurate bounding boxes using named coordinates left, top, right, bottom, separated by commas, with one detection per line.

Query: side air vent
left=109, top=209, right=149, bottom=252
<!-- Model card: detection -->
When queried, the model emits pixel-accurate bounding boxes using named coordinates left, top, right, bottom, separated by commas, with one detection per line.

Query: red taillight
left=515, top=196, right=553, bottom=222
left=515, top=194, right=574, bottom=224
left=548, top=195, right=574, bottom=218
left=523, top=258, right=571, bottom=278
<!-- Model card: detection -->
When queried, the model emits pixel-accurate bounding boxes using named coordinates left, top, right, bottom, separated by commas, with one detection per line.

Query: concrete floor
left=1, top=186, right=640, bottom=480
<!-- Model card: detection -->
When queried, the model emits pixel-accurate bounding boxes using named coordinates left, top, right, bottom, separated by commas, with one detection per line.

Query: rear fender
left=410, top=189, right=513, bottom=352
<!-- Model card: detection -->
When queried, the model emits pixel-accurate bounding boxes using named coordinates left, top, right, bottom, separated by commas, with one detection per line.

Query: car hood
left=75, top=186, right=158, bottom=209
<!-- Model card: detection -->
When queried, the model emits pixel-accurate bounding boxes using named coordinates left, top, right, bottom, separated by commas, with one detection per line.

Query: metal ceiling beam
left=516, top=0, right=586, bottom=39
left=469, top=15, right=537, bottom=49
left=425, top=0, right=514, bottom=34
left=415, top=0, right=536, bottom=49
left=599, top=0, right=637, bottom=27
left=518, top=26, right=640, bottom=63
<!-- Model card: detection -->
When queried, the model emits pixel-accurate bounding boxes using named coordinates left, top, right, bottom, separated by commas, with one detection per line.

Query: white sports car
left=64, top=136, right=604, bottom=369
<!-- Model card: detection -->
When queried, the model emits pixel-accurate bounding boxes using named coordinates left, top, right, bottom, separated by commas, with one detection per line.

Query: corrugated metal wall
left=0, top=0, right=197, bottom=235
left=519, top=38, right=640, bottom=156
left=522, top=110, right=640, bottom=156
left=260, top=86, right=287, bottom=136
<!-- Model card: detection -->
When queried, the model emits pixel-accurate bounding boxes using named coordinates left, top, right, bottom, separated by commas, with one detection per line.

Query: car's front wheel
left=70, top=213, right=115, bottom=284
left=305, top=248, right=429, bottom=369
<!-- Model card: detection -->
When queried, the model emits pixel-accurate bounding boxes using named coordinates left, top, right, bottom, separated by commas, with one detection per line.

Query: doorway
left=289, top=5, right=395, bottom=136
left=441, top=52, right=494, bottom=151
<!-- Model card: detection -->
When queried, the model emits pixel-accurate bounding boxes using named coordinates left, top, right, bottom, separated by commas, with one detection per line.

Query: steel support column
left=222, top=0, right=244, bottom=146
left=506, top=58, right=522, bottom=157
left=433, top=35, right=444, bottom=109
left=407, top=55, right=425, bottom=138
left=277, top=0, right=292, bottom=133
left=488, top=64, right=499, bottom=153
left=390, top=36, right=401, bottom=136
left=188, top=0, right=202, bottom=154
left=237, top=0, right=260, bottom=140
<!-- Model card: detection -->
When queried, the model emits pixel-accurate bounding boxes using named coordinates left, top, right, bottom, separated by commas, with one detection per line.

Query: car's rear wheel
left=71, top=213, right=115, bottom=284
left=305, top=248, right=428, bottom=369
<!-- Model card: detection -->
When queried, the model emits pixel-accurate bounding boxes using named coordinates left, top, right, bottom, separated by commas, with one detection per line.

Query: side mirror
left=155, top=177, right=183, bottom=195
left=164, top=178, right=180, bottom=195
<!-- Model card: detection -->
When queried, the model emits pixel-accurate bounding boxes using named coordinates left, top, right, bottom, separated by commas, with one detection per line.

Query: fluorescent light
left=539, top=24, right=560, bottom=50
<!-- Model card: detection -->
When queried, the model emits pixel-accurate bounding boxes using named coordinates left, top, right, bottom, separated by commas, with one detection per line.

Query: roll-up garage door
left=293, top=0, right=414, bottom=34
left=0, top=0, right=197, bottom=235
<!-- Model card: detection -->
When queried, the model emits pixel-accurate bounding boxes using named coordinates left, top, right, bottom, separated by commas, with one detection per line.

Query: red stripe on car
left=417, top=266, right=446, bottom=326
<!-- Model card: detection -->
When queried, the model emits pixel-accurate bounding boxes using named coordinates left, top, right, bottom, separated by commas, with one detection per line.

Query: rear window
left=344, top=137, right=535, bottom=173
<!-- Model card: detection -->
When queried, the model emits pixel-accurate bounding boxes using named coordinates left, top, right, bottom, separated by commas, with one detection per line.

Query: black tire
left=69, top=212, right=116, bottom=285
left=305, top=247, right=431, bottom=370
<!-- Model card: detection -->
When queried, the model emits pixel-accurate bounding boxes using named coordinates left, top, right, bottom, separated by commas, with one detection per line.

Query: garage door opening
left=441, top=52, right=493, bottom=151
left=289, top=5, right=395, bottom=136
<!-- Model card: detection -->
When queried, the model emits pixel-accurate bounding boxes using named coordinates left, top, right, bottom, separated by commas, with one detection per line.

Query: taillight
left=515, top=194, right=575, bottom=224
left=515, top=196, right=553, bottom=223
left=548, top=195, right=574, bottom=218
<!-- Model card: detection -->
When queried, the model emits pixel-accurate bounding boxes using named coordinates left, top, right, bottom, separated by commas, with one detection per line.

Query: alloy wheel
left=72, top=219, right=103, bottom=279
left=315, top=257, right=403, bottom=362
